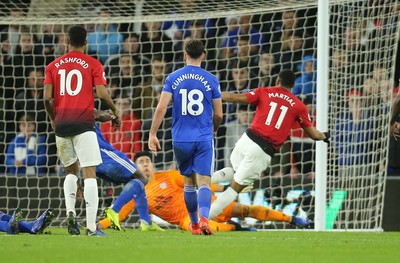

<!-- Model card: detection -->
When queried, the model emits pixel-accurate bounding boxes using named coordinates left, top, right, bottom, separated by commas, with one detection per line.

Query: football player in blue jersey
left=148, top=39, right=223, bottom=235
left=0, top=208, right=53, bottom=234
left=66, top=110, right=164, bottom=234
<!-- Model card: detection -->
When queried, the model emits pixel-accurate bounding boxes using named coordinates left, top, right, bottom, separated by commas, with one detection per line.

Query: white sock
left=84, top=178, right=99, bottom=232
left=211, top=167, right=235, bottom=183
left=209, top=187, right=238, bottom=219
left=63, top=174, right=78, bottom=216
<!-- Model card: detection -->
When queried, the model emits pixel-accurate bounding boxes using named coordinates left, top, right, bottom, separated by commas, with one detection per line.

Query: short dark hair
left=68, top=26, right=87, bottom=47
left=278, top=69, right=296, bottom=88
left=133, top=151, right=153, bottom=163
left=184, top=39, right=205, bottom=59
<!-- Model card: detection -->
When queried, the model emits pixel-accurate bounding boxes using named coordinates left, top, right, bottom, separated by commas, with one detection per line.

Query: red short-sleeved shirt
left=44, top=51, right=107, bottom=137
left=245, top=86, right=312, bottom=150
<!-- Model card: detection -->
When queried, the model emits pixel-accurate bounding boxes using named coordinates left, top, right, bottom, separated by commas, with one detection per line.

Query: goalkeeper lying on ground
left=99, top=151, right=310, bottom=232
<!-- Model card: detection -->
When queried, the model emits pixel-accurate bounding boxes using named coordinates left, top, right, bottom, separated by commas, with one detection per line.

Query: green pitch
left=1, top=228, right=400, bottom=263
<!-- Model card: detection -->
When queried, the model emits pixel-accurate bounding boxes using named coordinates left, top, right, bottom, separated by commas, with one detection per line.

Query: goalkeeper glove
left=323, top=132, right=330, bottom=144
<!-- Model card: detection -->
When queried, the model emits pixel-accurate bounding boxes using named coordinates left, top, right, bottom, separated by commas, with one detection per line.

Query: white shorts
left=56, top=131, right=102, bottom=168
left=230, top=133, right=272, bottom=185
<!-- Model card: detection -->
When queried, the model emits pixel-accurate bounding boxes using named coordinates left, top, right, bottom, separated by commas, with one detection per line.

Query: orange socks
left=246, top=205, right=292, bottom=223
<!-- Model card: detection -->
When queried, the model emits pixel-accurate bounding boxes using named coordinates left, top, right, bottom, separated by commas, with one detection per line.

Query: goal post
left=0, top=0, right=398, bottom=231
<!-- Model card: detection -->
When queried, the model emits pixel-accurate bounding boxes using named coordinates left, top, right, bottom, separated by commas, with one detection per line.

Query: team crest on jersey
left=160, top=182, right=167, bottom=189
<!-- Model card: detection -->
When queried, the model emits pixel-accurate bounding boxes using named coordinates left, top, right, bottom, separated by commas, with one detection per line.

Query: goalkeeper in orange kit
left=98, top=151, right=309, bottom=232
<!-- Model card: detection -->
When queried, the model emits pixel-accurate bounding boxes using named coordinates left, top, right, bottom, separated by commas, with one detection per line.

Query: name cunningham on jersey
left=171, top=73, right=212, bottom=91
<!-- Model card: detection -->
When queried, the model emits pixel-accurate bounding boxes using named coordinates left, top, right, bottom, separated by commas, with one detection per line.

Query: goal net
left=0, top=0, right=399, bottom=231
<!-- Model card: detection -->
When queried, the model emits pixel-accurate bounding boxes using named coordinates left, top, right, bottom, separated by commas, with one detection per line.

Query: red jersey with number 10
left=245, top=86, right=312, bottom=151
left=44, top=51, right=107, bottom=137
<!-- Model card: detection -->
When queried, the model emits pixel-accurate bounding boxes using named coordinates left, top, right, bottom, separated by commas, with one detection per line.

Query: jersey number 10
left=58, top=69, right=83, bottom=96
left=179, top=89, right=204, bottom=116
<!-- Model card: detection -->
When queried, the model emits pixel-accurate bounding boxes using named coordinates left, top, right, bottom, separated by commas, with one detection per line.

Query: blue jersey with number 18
left=163, top=65, right=221, bottom=142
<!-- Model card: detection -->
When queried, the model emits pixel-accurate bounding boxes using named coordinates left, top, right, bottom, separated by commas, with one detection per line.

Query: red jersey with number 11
left=245, top=86, right=312, bottom=151
left=44, top=51, right=107, bottom=137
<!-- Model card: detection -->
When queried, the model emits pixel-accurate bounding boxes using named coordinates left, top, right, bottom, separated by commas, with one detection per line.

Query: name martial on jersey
left=268, top=92, right=296, bottom=106
left=171, top=73, right=212, bottom=91
left=54, top=57, right=89, bottom=69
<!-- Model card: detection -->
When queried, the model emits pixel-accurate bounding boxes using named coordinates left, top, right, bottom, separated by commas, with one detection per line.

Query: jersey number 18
left=179, top=89, right=204, bottom=116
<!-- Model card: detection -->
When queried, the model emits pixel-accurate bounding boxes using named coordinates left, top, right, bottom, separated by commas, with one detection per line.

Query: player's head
left=277, top=69, right=296, bottom=88
left=134, top=151, right=154, bottom=178
left=184, top=39, right=205, bottom=60
left=67, top=25, right=87, bottom=48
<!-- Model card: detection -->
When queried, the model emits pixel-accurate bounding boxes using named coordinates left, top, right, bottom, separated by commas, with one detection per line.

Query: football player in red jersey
left=43, top=25, right=120, bottom=236
left=209, top=69, right=330, bottom=219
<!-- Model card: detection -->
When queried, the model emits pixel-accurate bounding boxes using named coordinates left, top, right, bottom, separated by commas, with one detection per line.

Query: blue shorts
left=96, top=148, right=137, bottom=184
left=173, top=140, right=214, bottom=176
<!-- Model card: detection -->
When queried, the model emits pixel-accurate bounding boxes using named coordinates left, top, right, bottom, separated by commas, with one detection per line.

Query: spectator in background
left=334, top=90, right=374, bottom=176
left=53, top=33, right=68, bottom=57
left=257, top=52, right=278, bottom=87
left=222, top=15, right=264, bottom=59
left=104, top=34, right=151, bottom=77
left=227, top=35, right=259, bottom=78
left=216, top=61, right=257, bottom=170
left=140, top=20, right=173, bottom=62
left=142, top=91, right=174, bottom=170
left=4, top=29, right=44, bottom=95
left=2, top=29, right=44, bottom=134
left=129, top=56, right=167, bottom=120
left=292, top=55, right=317, bottom=102
left=161, top=0, right=217, bottom=44
left=225, top=105, right=254, bottom=168
left=340, top=27, right=367, bottom=86
left=87, top=8, right=123, bottom=63
left=274, top=33, right=307, bottom=75
left=100, top=96, right=142, bottom=160
left=5, top=114, right=47, bottom=175
left=77, top=0, right=103, bottom=33
left=108, top=54, right=141, bottom=99
left=269, top=10, right=298, bottom=53
left=173, top=20, right=217, bottom=72
left=290, top=96, right=315, bottom=179
left=0, top=8, right=25, bottom=58
left=40, top=17, right=63, bottom=57
left=15, top=68, right=47, bottom=133
left=14, top=68, right=58, bottom=174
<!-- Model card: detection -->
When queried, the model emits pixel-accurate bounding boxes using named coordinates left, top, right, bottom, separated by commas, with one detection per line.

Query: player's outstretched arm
left=95, top=85, right=121, bottom=128
left=221, top=92, right=249, bottom=104
left=149, top=92, right=172, bottom=155
left=303, top=126, right=330, bottom=143
left=94, top=109, right=117, bottom=123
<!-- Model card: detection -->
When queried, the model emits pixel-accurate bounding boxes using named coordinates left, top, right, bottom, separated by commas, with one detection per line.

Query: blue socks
left=198, top=185, right=212, bottom=219
left=184, top=185, right=198, bottom=224
left=113, top=179, right=152, bottom=225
